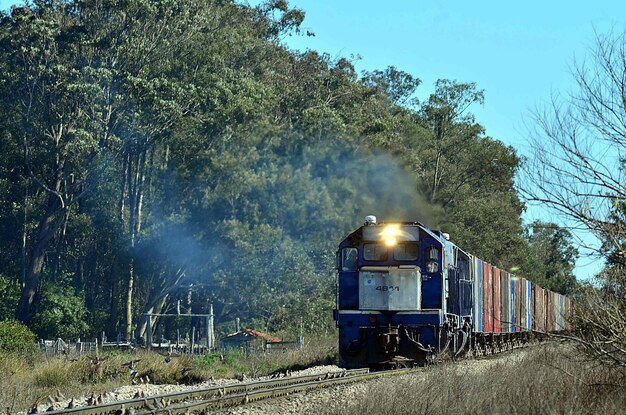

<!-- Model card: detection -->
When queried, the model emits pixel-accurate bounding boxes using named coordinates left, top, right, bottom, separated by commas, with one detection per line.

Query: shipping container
left=519, top=277, right=527, bottom=331
left=540, top=289, right=545, bottom=331
left=519, top=279, right=531, bottom=331
left=552, top=291, right=559, bottom=332
left=473, top=257, right=484, bottom=332
left=528, top=281, right=537, bottom=331
left=526, top=280, right=532, bottom=332
left=532, top=285, right=545, bottom=332
left=546, top=291, right=556, bottom=332
left=556, top=294, right=566, bottom=331
left=493, top=267, right=501, bottom=333
left=483, top=262, right=493, bottom=332
left=565, top=297, right=573, bottom=331
left=500, top=270, right=511, bottom=333
left=516, top=278, right=522, bottom=332
left=510, top=277, right=517, bottom=332
left=543, top=289, right=549, bottom=332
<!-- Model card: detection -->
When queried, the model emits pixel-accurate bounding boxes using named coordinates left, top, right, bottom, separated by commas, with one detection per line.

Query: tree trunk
left=118, top=152, right=129, bottom=227
left=108, top=261, right=119, bottom=335
left=134, top=294, right=169, bottom=340
left=21, top=189, right=28, bottom=288
left=125, top=259, right=135, bottom=340
left=16, top=157, right=66, bottom=323
left=135, top=149, right=146, bottom=235
left=134, top=268, right=186, bottom=339
left=51, top=207, right=71, bottom=282
left=125, top=148, right=137, bottom=340
left=16, top=196, right=64, bottom=323
left=125, top=145, right=148, bottom=340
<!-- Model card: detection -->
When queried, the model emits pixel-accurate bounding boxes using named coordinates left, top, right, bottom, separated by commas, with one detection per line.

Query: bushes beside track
left=0, top=336, right=336, bottom=413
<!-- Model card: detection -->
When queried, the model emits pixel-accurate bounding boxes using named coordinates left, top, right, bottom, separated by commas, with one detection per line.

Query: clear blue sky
left=278, top=0, right=624, bottom=280
left=2, top=0, right=622, bottom=278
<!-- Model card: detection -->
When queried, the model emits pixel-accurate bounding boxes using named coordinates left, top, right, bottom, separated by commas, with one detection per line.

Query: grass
left=0, top=335, right=337, bottom=413
left=322, top=342, right=626, bottom=415
left=9, top=338, right=620, bottom=415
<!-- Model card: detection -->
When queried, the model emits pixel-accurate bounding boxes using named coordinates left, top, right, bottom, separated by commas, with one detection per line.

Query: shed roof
left=222, top=328, right=280, bottom=343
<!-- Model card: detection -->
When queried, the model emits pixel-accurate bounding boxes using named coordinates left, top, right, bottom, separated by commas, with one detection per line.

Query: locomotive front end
left=335, top=216, right=448, bottom=368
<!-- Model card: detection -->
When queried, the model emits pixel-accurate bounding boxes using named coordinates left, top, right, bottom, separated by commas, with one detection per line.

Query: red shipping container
left=543, top=289, right=550, bottom=332
left=547, top=291, right=556, bottom=332
left=493, top=267, right=501, bottom=333
left=483, top=262, right=493, bottom=332
left=533, top=285, right=545, bottom=332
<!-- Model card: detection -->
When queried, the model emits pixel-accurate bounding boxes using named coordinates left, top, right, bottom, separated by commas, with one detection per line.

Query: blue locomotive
left=334, top=215, right=569, bottom=368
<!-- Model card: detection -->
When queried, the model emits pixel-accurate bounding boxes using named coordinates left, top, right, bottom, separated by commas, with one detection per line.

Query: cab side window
left=341, top=247, right=358, bottom=271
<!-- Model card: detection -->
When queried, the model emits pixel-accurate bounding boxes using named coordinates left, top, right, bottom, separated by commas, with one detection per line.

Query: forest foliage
left=0, top=0, right=578, bottom=340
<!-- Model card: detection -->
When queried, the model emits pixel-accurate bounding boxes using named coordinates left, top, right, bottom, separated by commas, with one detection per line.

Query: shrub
left=30, top=284, right=89, bottom=339
left=0, top=320, right=37, bottom=354
left=0, top=275, right=20, bottom=321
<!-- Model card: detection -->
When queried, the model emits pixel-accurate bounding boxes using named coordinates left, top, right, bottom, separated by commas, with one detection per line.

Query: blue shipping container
left=510, top=278, right=517, bottom=331
left=473, top=257, right=484, bottom=332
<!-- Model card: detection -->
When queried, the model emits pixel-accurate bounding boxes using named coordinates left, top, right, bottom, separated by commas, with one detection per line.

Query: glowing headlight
left=381, top=224, right=400, bottom=238
left=385, top=237, right=397, bottom=246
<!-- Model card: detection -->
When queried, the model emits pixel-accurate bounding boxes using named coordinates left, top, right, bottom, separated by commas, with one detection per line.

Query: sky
left=276, top=0, right=625, bottom=280
left=1, top=0, right=623, bottom=279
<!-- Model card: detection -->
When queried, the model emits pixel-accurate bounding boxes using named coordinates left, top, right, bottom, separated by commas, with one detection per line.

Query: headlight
left=384, top=237, right=397, bottom=246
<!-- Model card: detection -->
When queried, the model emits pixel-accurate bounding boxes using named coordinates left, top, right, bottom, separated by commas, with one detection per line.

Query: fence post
left=205, top=315, right=210, bottom=352
left=191, top=326, right=196, bottom=355
left=146, top=314, right=153, bottom=351
left=209, top=304, right=215, bottom=351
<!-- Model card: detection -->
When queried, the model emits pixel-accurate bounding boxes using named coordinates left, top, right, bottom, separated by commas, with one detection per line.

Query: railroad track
left=39, top=342, right=538, bottom=415
left=42, top=367, right=416, bottom=415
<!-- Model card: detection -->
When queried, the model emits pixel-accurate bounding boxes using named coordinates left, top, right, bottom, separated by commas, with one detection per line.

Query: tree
left=0, top=0, right=544, bottom=344
left=522, top=221, right=578, bottom=294
left=0, top=3, right=117, bottom=322
left=522, top=30, right=626, bottom=366
left=362, top=66, right=421, bottom=107
left=419, top=79, right=485, bottom=204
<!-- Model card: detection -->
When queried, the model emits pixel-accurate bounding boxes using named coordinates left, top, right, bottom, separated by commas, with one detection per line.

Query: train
left=333, top=215, right=570, bottom=368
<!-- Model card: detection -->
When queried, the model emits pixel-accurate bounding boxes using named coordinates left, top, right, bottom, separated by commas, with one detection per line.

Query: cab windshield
left=363, top=243, right=419, bottom=261
left=363, top=243, right=387, bottom=261
left=394, top=243, right=419, bottom=261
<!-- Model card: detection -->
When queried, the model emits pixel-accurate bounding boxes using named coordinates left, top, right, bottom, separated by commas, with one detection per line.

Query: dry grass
left=323, top=343, right=626, bottom=415
left=0, top=336, right=337, bottom=413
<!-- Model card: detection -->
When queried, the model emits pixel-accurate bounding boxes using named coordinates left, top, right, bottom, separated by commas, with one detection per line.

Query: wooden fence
left=39, top=338, right=99, bottom=358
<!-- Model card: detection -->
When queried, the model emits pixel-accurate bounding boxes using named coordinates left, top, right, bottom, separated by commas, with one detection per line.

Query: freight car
left=334, top=216, right=570, bottom=368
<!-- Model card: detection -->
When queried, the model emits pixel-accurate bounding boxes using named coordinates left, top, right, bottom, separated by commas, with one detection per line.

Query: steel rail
left=133, top=368, right=417, bottom=415
left=39, top=342, right=540, bottom=415
left=42, top=368, right=371, bottom=415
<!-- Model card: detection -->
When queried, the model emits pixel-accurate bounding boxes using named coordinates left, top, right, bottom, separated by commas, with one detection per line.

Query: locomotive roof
left=341, top=221, right=448, bottom=246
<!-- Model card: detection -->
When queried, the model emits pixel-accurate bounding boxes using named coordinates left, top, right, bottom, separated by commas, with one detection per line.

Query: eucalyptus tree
left=523, top=30, right=626, bottom=366
left=0, top=2, right=121, bottom=323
